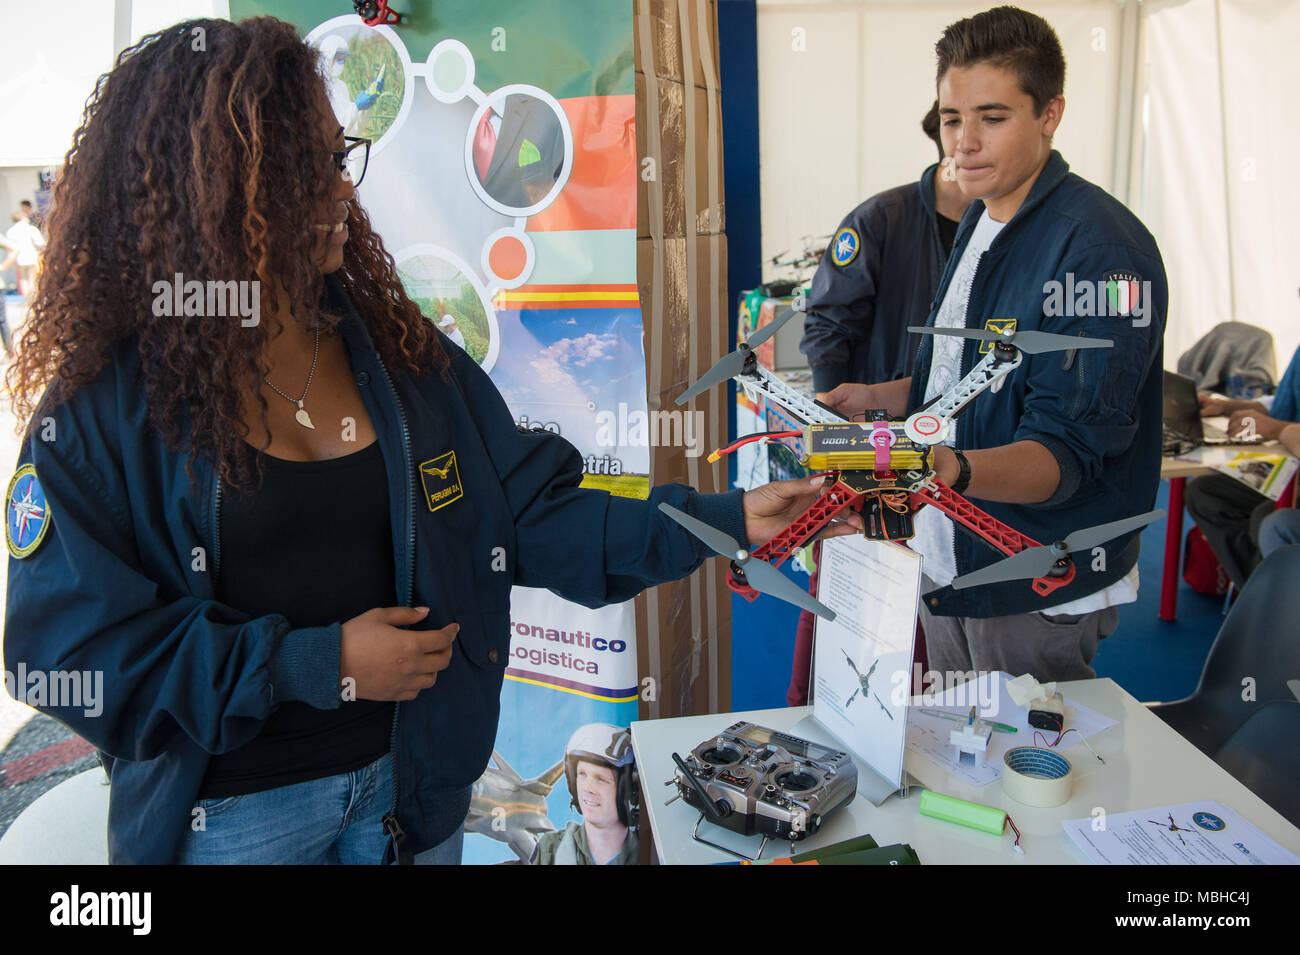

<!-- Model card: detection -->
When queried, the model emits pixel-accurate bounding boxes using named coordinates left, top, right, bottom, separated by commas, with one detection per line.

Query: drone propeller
left=908, top=326, right=1113, bottom=355
left=675, top=308, right=799, bottom=406
left=951, top=509, right=1165, bottom=591
left=658, top=503, right=836, bottom=619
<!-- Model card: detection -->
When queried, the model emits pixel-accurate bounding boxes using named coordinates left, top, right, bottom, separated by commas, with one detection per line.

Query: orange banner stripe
left=497, top=300, right=640, bottom=311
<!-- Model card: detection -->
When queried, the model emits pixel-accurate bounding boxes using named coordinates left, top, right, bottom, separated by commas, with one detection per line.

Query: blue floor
left=731, top=481, right=1223, bottom=708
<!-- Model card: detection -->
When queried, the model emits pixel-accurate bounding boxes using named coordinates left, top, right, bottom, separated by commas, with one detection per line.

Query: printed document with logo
left=811, top=537, right=918, bottom=791
left=1063, top=800, right=1300, bottom=865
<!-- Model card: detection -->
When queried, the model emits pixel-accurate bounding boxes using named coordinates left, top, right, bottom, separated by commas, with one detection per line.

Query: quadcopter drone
left=843, top=651, right=893, bottom=720
left=658, top=314, right=1163, bottom=620
left=768, top=233, right=833, bottom=282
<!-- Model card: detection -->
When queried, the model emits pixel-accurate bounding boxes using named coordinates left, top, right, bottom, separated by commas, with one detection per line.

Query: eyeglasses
left=333, top=137, right=371, bottom=188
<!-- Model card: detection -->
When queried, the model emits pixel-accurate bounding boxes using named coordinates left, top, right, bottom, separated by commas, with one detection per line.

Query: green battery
left=918, top=790, right=1007, bottom=835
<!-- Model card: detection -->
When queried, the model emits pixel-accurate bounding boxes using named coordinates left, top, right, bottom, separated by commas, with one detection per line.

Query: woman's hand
left=339, top=607, right=459, bottom=701
left=743, top=476, right=864, bottom=549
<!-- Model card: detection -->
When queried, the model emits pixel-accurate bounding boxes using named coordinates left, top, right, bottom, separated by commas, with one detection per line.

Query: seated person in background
left=1259, top=422, right=1300, bottom=559
left=1186, top=344, right=1300, bottom=588
left=788, top=101, right=972, bottom=706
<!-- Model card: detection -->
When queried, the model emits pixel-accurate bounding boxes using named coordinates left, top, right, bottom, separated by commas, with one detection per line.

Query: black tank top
left=199, top=440, right=397, bottom=799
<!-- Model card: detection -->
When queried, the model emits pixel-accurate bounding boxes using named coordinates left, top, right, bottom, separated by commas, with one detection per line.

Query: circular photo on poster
left=395, top=245, right=500, bottom=371
left=306, top=17, right=413, bottom=155
left=465, top=85, right=573, bottom=216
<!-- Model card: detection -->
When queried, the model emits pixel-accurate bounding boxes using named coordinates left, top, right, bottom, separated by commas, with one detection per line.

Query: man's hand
left=932, top=446, right=960, bottom=486
left=1198, top=392, right=1267, bottom=419
left=1279, top=422, right=1300, bottom=457
left=339, top=607, right=459, bottom=701
left=822, top=383, right=875, bottom=419
left=1227, top=409, right=1286, bottom=441
left=743, top=476, right=864, bottom=549
left=822, top=376, right=912, bottom=420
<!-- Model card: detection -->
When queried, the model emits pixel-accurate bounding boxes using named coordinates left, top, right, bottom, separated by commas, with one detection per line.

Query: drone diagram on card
left=843, top=651, right=893, bottom=720
left=659, top=314, right=1164, bottom=620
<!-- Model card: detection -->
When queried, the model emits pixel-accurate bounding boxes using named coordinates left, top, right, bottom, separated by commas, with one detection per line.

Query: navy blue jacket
left=800, top=164, right=948, bottom=391
left=908, top=151, right=1167, bottom=617
left=3, top=274, right=746, bottom=863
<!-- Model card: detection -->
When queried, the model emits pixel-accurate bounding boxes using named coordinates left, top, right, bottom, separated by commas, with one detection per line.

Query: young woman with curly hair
left=2, top=17, right=855, bottom=864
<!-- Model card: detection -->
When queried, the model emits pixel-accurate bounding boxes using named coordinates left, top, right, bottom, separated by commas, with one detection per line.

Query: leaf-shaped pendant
left=295, top=401, right=316, bottom=430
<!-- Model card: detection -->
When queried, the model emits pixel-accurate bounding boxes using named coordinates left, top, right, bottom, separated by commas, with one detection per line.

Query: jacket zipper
left=211, top=470, right=222, bottom=581
left=374, top=355, right=415, bottom=863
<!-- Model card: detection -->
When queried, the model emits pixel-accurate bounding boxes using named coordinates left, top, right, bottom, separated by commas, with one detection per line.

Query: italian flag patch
left=1105, top=271, right=1142, bottom=316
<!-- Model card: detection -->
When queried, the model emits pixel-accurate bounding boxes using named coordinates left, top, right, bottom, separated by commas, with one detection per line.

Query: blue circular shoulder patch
left=7, top=464, right=51, bottom=559
left=831, top=227, right=860, bottom=267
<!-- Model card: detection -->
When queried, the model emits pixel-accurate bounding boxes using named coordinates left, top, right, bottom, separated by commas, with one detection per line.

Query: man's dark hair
left=19, top=199, right=32, bottom=210
left=935, top=6, right=1065, bottom=116
left=921, top=100, right=944, bottom=161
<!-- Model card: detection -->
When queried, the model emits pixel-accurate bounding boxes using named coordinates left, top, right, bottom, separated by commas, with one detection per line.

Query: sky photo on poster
left=491, top=307, right=649, bottom=472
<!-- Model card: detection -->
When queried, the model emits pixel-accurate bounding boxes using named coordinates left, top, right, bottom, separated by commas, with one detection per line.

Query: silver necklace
left=264, top=326, right=320, bottom=430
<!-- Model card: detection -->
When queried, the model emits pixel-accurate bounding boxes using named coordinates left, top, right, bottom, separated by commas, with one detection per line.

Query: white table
left=632, top=678, right=1300, bottom=864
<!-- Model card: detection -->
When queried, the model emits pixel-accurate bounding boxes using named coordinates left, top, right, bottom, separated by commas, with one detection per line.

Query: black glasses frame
left=334, top=136, right=371, bottom=187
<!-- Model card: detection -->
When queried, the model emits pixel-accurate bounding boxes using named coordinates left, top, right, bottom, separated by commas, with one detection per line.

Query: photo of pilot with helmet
left=531, top=724, right=638, bottom=865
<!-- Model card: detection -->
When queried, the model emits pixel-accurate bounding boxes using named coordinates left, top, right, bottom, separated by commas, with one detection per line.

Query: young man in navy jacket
left=826, top=6, right=1167, bottom=684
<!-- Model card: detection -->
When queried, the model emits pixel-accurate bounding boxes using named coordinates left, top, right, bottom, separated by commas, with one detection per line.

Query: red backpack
left=1183, top=526, right=1231, bottom=596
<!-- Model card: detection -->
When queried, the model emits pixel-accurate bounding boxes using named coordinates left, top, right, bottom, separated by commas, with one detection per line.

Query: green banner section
left=227, top=0, right=634, bottom=96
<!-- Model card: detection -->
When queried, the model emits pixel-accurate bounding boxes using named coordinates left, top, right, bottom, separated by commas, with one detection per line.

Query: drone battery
left=802, top=422, right=927, bottom=472
left=918, top=790, right=1007, bottom=836
left=866, top=496, right=914, bottom=542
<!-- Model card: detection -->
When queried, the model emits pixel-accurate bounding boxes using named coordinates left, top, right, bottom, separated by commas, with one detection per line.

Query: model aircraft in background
left=465, top=751, right=565, bottom=862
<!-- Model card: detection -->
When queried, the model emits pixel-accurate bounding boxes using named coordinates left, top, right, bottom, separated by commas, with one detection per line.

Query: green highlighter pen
left=916, top=709, right=1018, bottom=734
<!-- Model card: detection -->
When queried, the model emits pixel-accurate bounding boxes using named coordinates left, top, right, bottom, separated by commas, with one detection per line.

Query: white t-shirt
left=5, top=220, right=45, bottom=267
left=911, top=209, right=1138, bottom=615
left=912, top=210, right=1004, bottom=588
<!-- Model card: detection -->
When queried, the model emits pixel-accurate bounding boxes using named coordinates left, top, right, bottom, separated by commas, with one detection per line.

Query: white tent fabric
left=1140, top=0, right=1300, bottom=373
left=756, top=0, right=1300, bottom=377
left=0, top=8, right=117, bottom=168
left=0, top=0, right=229, bottom=169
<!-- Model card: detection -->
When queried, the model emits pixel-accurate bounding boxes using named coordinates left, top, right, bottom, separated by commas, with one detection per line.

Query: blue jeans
left=1258, top=509, right=1300, bottom=560
left=178, top=751, right=463, bottom=864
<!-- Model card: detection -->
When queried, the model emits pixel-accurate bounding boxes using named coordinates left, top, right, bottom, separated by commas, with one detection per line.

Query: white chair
left=0, top=769, right=110, bottom=864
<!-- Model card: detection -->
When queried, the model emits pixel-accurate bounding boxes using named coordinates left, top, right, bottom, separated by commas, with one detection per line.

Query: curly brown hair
left=6, top=16, right=446, bottom=492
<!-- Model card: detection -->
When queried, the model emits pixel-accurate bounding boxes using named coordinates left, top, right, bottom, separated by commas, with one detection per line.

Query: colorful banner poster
left=230, top=1, right=646, bottom=864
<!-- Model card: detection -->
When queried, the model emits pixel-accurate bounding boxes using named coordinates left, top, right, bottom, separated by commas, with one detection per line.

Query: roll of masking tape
left=1002, top=746, right=1072, bottom=808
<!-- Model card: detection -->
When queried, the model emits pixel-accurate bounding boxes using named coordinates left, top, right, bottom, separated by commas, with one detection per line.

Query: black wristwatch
left=950, top=449, right=972, bottom=495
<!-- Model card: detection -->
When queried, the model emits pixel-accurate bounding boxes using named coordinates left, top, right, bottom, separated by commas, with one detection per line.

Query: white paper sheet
left=1063, top=800, right=1300, bottom=865
left=811, top=537, right=919, bottom=790
left=904, top=671, right=1118, bottom=786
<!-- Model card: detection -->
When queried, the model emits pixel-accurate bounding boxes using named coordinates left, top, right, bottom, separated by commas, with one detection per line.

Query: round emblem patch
left=6, top=464, right=51, bottom=559
left=1192, top=811, right=1226, bottom=832
left=831, top=227, right=860, bottom=267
